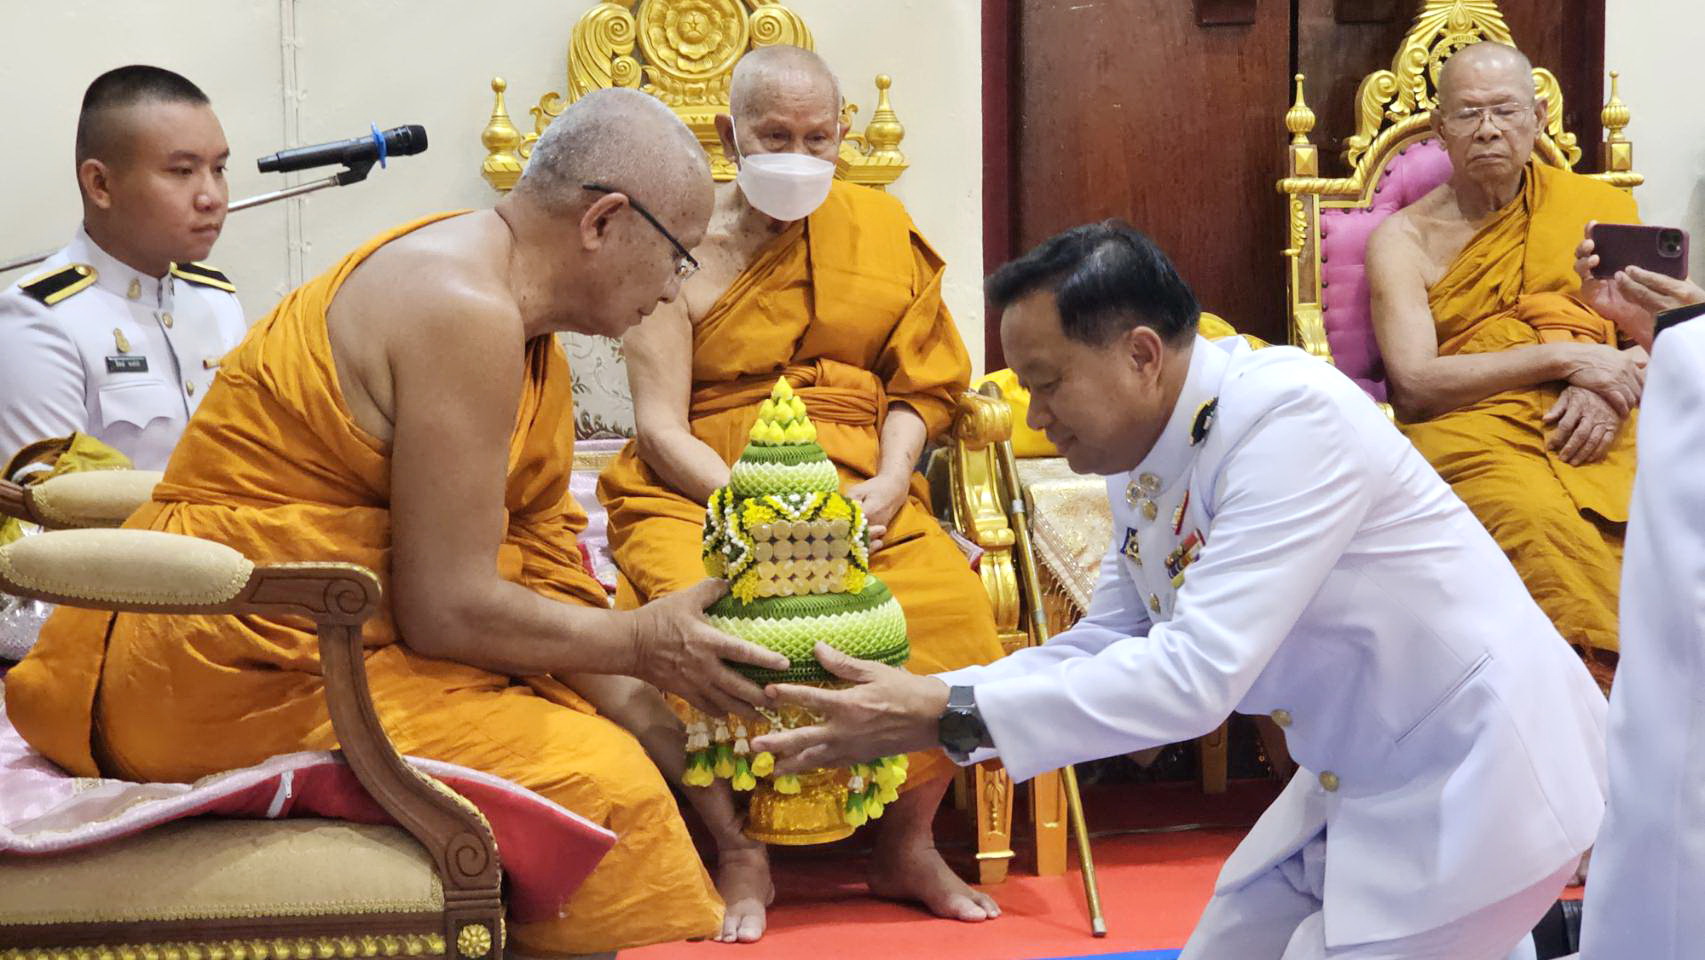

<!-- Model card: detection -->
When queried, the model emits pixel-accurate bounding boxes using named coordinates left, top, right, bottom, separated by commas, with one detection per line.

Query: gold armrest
left=0, top=529, right=505, bottom=953
left=0, top=470, right=161, bottom=530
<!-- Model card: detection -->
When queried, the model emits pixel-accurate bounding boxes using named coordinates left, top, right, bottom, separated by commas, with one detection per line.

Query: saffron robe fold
left=5, top=213, right=722, bottom=955
left=598, top=181, right=1006, bottom=785
left=1402, top=163, right=1639, bottom=679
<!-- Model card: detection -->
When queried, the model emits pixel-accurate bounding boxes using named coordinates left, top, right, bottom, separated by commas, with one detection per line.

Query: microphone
left=257, top=124, right=428, bottom=174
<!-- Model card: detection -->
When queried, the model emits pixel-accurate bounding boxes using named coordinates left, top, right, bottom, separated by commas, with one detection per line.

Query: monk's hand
left=1562, top=344, right=1644, bottom=417
left=1545, top=385, right=1621, bottom=465
left=846, top=474, right=908, bottom=552
left=629, top=579, right=790, bottom=721
left=752, top=643, right=949, bottom=774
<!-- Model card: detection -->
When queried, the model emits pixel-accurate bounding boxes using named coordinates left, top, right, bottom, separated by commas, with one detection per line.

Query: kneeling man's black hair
left=986, top=219, right=1200, bottom=346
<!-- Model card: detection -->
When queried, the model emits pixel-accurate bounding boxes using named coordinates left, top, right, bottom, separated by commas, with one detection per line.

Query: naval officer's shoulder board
left=17, top=264, right=97, bottom=307
left=169, top=261, right=236, bottom=293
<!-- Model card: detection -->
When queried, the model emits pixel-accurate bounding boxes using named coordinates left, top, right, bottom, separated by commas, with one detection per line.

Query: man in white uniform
left=1573, top=242, right=1705, bottom=959
left=0, top=65, right=246, bottom=472
left=755, top=221, right=1609, bottom=959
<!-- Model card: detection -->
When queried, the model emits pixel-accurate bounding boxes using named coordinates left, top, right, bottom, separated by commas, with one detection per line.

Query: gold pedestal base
left=743, top=768, right=852, bottom=845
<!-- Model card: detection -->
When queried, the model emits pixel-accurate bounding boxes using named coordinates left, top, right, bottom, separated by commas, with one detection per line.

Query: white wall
left=1604, top=0, right=1705, bottom=281
left=0, top=0, right=985, bottom=370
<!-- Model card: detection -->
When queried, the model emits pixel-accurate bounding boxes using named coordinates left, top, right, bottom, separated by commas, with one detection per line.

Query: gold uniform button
left=1147, top=593, right=1161, bottom=613
left=185, top=380, right=196, bottom=396
left=162, top=312, right=174, bottom=329
left=1318, top=771, right=1340, bottom=792
left=1270, top=708, right=1292, bottom=728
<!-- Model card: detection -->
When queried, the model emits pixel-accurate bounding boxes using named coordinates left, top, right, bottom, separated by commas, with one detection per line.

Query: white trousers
left=1179, top=835, right=1574, bottom=960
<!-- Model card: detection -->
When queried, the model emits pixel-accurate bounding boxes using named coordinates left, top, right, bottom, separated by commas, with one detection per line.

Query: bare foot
left=714, top=843, right=775, bottom=943
left=868, top=841, right=1000, bottom=922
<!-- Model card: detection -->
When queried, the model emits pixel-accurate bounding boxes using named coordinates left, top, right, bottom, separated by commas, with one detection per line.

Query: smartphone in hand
left=1589, top=223, right=1690, bottom=280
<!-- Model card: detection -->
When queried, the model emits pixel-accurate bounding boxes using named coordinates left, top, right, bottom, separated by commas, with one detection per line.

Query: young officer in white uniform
left=0, top=65, right=245, bottom=472
left=1572, top=249, right=1705, bottom=959
left=755, top=222, right=1609, bottom=960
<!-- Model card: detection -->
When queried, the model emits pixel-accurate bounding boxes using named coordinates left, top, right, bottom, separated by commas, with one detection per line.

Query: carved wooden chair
left=1277, top=0, right=1641, bottom=398
left=473, top=0, right=1024, bottom=884
left=0, top=473, right=506, bottom=960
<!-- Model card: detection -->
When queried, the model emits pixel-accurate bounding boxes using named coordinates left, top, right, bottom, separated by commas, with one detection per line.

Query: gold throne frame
left=478, top=0, right=909, bottom=193
left=1276, top=0, right=1642, bottom=363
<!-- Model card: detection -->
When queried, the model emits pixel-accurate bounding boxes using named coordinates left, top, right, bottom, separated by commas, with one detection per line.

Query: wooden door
left=1001, top=0, right=1295, bottom=358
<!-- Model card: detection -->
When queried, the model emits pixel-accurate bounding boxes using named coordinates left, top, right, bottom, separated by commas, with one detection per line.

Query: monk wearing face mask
left=596, top=44, right=1006, bottom=943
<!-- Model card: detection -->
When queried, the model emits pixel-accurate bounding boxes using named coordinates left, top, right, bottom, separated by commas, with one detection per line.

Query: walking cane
left=981, top=382, right=1108, bottom=936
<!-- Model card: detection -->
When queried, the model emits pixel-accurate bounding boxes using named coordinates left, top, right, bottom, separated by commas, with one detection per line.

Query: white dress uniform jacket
left=937, top=335, right=1607, bottom=948
left=0, top=227, right=246, bottom=471
left=1579, top=317, right=1705, bottom=960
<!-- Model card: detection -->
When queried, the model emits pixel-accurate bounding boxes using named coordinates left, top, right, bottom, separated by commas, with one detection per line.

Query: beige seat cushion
left=0, top=818, right=442, bottom=926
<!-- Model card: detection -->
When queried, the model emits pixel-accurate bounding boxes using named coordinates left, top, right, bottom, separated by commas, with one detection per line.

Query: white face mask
left=732, top=129, right=836, bottom=222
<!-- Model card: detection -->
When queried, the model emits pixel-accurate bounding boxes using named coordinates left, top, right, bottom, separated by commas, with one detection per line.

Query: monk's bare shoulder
left=326, top=212, right=525, bottom=441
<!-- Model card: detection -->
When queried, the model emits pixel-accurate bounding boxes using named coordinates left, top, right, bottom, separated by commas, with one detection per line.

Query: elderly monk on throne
left=1367, top=42, right=1644, bottom=686
left=3, top=89, right=799, bottom=957
left=597, top=45, right=1007, bottom=942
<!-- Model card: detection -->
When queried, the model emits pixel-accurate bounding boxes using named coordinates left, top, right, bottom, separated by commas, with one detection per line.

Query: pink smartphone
left=1589, top=222, right=1690, bottom=280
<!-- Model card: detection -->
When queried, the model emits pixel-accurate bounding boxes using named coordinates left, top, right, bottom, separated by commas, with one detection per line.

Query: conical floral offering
left=688, top=377, right=910, bottom=841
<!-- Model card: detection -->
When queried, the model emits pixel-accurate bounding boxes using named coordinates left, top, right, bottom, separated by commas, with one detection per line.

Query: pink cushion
left=1318, top=138, right=1455, bottom=400
left=0, top=701, right=615, bottom=923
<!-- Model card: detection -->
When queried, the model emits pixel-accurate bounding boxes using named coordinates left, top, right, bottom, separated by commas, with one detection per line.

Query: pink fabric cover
left=1318, top=138, right=1456, bottom=400
left=0, top=701, right=616, bottom=923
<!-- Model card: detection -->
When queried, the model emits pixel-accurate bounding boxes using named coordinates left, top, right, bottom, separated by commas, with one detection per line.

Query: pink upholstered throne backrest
left=1318, top=138, right=1455, bottom=401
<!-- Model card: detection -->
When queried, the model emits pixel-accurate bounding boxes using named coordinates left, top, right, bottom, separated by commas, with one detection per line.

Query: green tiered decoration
left=685, top=377, right=911, bottom=840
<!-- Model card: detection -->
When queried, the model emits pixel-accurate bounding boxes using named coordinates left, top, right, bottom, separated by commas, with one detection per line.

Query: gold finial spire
left=1286, top=74, right=1316, bottom=145
left=481, top=76, right=525, bottom=192
left=1602, top=70, right=1631, bottom=143
left=863, top=75, right=905, bottom=161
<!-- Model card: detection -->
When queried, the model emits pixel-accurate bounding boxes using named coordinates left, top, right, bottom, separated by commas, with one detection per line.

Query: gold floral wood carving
left=479, top=0, right=907, bottom=191
left=1276, top=0, right=1642, bottom=363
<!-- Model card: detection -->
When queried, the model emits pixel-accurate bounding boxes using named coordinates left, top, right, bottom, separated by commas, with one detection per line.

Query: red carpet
left=629, top=779, right=1282, bottom=960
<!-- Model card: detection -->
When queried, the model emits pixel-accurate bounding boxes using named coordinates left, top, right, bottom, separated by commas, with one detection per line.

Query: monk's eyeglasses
left=582, top=183, right=701, bottom=281
left=1438, top=101, right=1534, bottom=136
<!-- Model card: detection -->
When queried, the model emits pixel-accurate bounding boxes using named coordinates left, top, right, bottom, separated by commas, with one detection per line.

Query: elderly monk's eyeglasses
left=1439, top=101, right=1534, bottom=137
left=582, top=183, right=701, bottom=281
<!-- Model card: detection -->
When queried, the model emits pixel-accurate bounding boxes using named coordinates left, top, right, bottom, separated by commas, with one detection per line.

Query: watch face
left=939, top=710, right=982, bottom=753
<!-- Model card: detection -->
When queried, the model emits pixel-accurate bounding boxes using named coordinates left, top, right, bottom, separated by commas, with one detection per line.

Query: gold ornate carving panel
left=479, top=0, right=907, bottom=191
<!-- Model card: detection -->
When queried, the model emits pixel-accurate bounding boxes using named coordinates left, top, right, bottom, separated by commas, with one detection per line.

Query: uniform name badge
left=106, top=356, right=148, bottom=373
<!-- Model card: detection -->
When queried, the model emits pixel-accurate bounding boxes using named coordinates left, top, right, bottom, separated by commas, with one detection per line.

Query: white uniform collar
left=69, top=225, right=170, bottom=309
left=1126, top=334, right=1234, bottom=491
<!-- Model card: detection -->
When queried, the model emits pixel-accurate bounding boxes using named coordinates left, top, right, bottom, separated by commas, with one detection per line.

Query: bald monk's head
left=715, top=45, right=849, bottom=220
left=1433, top=42, right=1546, bottom=189
left=506, top=87, right=714, bottom=338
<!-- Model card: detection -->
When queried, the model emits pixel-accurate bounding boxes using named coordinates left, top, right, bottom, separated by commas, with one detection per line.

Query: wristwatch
left=938, top=685, right=990, bottom=761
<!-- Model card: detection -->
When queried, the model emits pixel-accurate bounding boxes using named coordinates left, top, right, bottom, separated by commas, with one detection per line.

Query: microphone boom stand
left=0, top=160, right=378, bottom=275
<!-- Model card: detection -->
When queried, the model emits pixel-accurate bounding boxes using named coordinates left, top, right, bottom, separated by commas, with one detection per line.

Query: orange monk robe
left=5, top=214, right=722, bottom=955
left=598, top=181, right=1006, bottom=786
left=1401, top=162, right=1638, bottom=684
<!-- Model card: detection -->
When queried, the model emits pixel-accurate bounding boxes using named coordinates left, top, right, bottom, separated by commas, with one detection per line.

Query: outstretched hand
left=630, top=578, right=790, bottom=721
left=750, top=643, right=950, bottom=774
